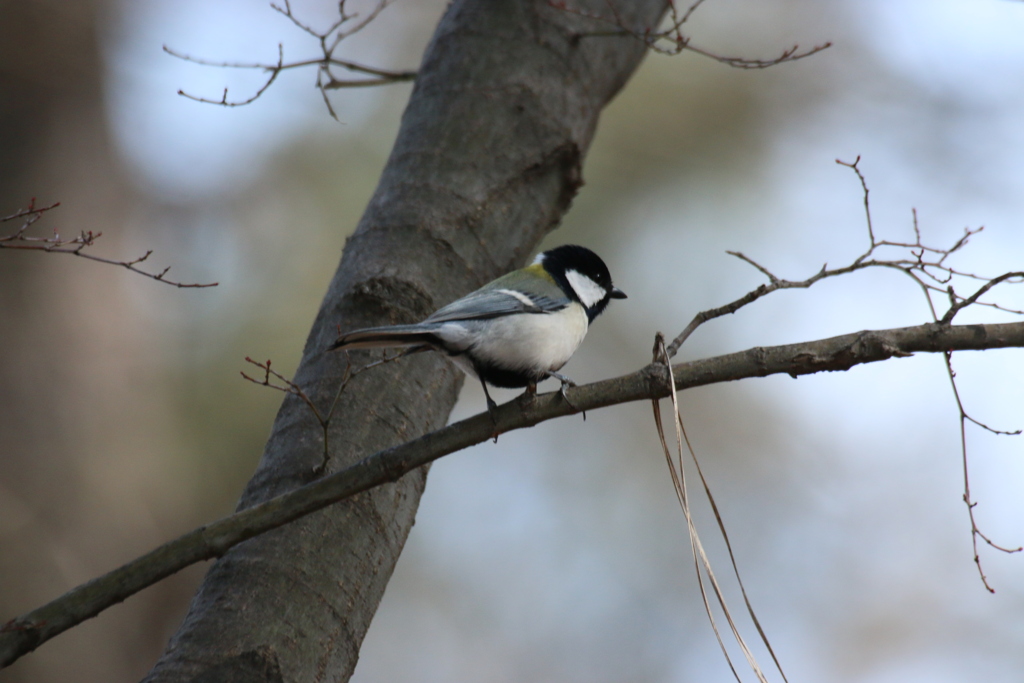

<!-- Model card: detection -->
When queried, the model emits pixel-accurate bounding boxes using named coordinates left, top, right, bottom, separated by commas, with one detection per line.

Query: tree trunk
left=144, top=1, right=666, bottom=680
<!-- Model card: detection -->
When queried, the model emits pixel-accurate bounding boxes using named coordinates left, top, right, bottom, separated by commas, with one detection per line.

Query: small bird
left=330, top=244, right=626, bottom=415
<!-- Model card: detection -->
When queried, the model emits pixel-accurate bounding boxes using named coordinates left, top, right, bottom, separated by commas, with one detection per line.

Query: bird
left=329, top=244, right=626, bottom=416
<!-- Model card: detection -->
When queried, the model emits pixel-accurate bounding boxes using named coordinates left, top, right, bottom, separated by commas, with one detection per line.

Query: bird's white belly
left=441, top=303, right=589, bottom=378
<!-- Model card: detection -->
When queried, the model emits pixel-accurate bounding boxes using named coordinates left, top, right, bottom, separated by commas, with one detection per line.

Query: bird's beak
left=610, top=286, right=627, bottom=299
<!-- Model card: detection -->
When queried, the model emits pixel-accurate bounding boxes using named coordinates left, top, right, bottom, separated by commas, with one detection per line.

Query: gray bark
left=143, top=1, right=667, bottom=681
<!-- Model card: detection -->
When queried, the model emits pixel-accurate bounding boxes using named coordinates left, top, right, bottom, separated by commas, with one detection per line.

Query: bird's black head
left=537, top=245, right=627, bottom=322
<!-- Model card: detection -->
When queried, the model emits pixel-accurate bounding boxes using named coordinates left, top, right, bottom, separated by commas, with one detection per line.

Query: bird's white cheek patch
left=565, top=269, right=606, bottom=308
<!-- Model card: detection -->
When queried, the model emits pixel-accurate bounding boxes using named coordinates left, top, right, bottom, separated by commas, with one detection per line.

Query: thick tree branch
left=3, top=319, right=1022, bottom=668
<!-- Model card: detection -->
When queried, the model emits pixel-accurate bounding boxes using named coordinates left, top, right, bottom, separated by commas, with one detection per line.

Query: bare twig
left=0, top=200, right=217, bottom=288
left=241, top=351, right=405, bottom=470
left=836, top=159, right=1024, bottom=591
left=667, top=157, right=1023, bottom=357
left=667, top=157, right=1023, bottom=591
left=165, top=0, right=414, bottom=115
left=680, top=42, right=832, bottom=69
left=940, top=272, right=1024, bottom=324
left=241, top=356, right=330, bottom=424
left=941, top=351, right=1024, bottom=594
left=172, top=44, right=285, bottom=108
left=550, top=0, right=831, bottom=67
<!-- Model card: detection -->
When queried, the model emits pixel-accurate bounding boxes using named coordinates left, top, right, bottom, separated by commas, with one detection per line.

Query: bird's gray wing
left=423, top=287, right=568, bottom=324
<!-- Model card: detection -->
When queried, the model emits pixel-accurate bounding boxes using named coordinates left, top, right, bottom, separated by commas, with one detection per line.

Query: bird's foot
left=486, top=395, right=500, bottom=442
left=312, top=456, right=328, bottom=479
left=546, top=371, right=585, bottom=420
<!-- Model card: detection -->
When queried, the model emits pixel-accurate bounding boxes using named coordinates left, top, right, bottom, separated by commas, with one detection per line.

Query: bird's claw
left=546, top=372, right=585, bottom=420
left=559, top=383, right=585, bottom=420
left=312, top=457, right=328, bottom=478
left=486, top=396, right=500, bottom=442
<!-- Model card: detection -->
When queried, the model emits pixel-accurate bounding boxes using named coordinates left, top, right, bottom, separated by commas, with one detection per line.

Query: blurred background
left=2, top=0, right=1023, bottom=681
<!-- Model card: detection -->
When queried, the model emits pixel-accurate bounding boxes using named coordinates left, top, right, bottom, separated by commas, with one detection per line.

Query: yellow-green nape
left=523, top=262, right=556, bottom=284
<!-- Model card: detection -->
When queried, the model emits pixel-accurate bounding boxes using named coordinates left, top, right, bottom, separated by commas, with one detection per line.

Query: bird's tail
left=329, top=324, right=440, bottom=351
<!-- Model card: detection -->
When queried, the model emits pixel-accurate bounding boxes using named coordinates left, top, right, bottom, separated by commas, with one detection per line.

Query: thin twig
left=241, top=350, right=406, bottom=471
left=667, top=157, right=1023, bottom=591
left=837, top=156, right=875, bottom=247
left=681, top=42, right=832, bottom=69
left=174, top=44, right=284, bottom=107
left=0, top=200, right=217, bottom=288
left=550, top=0, right=831, bottom=67
left=667, top=158, right=1023, bottom=357
left=940, top=272, right=1024, bottom=324
left=941, top=351, right=1023, bottom=595
left=241, top=357, right=327, bottom=424
left=165, top=0, right=413, bottom=114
